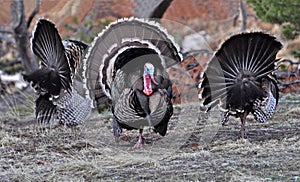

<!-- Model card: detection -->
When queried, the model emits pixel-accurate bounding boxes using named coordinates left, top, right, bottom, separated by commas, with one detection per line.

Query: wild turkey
left=199, top=32, right=282, bottom=138
left=23, top=19, right=91, bottom=127
left=83, top=18, right=182, bottom=148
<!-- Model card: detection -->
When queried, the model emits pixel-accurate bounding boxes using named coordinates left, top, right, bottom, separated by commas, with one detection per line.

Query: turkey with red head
left=23, top=19, right=91, bottom=127
left=199, top=32, right=282, bottom=138
left=83, top=18, right=182, bottom=148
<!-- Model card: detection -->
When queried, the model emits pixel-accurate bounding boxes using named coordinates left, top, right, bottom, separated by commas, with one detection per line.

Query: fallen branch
left=0, top=29, right=13, bottom=34
left=0, top=33, right=16, bottom=44
left=278, top=79, right=300, bottom=86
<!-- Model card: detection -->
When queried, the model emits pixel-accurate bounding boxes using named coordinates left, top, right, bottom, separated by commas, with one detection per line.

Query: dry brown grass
left=0, top=94, right=299, bottom=181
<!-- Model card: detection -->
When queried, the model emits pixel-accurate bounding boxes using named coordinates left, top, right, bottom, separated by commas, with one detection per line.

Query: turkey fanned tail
left=25, top=19, right=71, bottom=96
left=199, top=32, right=282, bottom=138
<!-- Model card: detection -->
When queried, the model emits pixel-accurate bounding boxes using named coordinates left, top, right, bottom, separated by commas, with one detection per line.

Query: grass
left=0, top=93, right=299, bottom=181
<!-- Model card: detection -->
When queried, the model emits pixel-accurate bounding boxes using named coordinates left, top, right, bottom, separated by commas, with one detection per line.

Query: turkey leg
left=133, top=129, right=145, bottom=148
left=239, top=112, right=248, bottom=139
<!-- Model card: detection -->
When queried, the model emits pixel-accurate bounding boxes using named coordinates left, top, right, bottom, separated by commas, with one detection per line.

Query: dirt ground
left=0, top=93, right=299, bottom=181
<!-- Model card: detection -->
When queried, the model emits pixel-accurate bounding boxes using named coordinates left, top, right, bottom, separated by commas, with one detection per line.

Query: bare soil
left=0, top=93, right=299, bottom=181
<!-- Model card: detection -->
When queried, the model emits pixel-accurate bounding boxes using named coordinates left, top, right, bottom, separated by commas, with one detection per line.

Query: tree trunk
left=11, top=0, right=38, bottom=74
left=239, top=0, right=247, bottom=31
left=134, top=0, right=173, bottom=19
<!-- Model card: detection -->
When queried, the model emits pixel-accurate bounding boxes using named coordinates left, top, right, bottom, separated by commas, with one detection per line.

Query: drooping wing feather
left=31, top=19, right=71, bottom=93
left=35, top=88, right=91, bottom=127
left=252, top=75, right=279, bottom=122
left=55, top=88, right=92, bottom=126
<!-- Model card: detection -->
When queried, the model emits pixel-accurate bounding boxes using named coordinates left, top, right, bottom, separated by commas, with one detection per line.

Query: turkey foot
left=133, top=129, right=145, bottom=148
left=238, top=129, right=248, bottom=139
